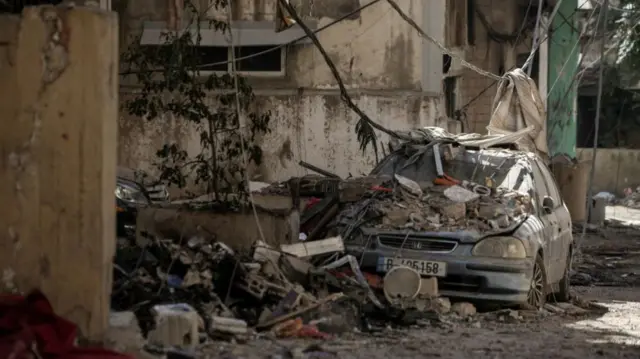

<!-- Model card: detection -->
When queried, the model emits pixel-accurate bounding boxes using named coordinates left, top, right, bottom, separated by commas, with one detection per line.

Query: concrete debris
left=444, top=185, right=480, bottom=203
left=336, top=181, right=531, bottom=234
left=146, top=304, right=200, bottom=350
left=394, top=174, right=423, bottom=197
left=451, top=302, right=477, bottom=318
left=109, top=146, right=606, bottom=355
left=105, top=311, right=146, bottom=353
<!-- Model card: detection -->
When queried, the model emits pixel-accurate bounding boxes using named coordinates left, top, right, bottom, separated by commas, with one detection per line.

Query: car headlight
left=472, top=236, right=527, bottom=259
left=115, top=183, right=149, bottom=205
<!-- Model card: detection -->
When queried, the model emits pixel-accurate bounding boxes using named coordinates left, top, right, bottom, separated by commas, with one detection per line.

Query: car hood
left=359, top=216, right=527, bottom=244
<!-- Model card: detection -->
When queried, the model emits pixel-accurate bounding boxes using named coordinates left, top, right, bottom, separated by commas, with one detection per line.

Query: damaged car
left=333, top=140, right=573, bottom=309
left=116, top=166, right=169, bottom=237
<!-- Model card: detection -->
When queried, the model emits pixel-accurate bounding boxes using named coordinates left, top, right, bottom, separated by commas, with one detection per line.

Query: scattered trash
left=621, top=186, right=640, bottom=208
left=147, top=304, right=200, bottom=350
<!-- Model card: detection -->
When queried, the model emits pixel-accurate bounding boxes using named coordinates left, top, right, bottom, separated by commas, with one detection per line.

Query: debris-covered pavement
left=107, top=208, right=640, bottom=358
left=107, top=128, right=640, bottom=358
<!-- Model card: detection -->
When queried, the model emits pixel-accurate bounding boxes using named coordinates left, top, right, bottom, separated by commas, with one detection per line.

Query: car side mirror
left=542, top=196, right=555, bottom=214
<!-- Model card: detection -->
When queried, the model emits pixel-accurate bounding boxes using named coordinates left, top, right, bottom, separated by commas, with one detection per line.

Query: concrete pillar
left=0, top=6, right=118, bottom=341
left=547, top=0, right=579, bottom=159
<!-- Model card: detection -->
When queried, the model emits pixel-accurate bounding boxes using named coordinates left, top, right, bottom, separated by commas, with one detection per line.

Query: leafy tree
left=120, top=0, right=271, bottom=202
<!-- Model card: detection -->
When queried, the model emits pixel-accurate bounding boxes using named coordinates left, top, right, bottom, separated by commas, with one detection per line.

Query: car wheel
left=555, top=247, right=572, bottom=302
left=527, top=254, right=547, bottom=309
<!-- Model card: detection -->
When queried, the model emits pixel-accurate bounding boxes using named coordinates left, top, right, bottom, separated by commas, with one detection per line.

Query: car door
left=535, top=159, right=573, bottom=275
left=529, top=160, right=562, bottom=282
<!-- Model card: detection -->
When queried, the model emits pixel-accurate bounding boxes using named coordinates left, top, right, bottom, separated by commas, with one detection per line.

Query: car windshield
left=370, top=146, right=533, bottom=193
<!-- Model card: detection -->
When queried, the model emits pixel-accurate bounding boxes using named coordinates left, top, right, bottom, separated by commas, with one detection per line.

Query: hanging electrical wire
left=385, top=0, right=502, bottom=81
left=522, top=0, right=568, bottom=75
left=225, top=0, right=267, bottom=267
left=457, top=3, right=589, bottom=120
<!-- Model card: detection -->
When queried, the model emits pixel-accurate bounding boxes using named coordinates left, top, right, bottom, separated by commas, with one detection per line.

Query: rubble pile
left=110, top=230, right=437, bottom=352
left=338, top=176, right=532, bottom=234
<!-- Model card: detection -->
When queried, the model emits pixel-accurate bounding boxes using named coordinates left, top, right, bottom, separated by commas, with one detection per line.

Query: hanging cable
left=526, top=0, right=545, bottom=76
left=522, top=0, right=567, bottom=75
left=225, top=1, right=267, bottom=248
left=386, top=0, right=502, bottom=81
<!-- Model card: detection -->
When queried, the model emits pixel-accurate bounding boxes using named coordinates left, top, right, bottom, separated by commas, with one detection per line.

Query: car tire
left=555, top=247, right=572, bottom=302
left=525, top=254, right=547, bottom=309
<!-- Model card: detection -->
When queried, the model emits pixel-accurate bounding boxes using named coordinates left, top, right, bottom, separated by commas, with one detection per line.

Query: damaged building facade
left=116, top=0, right=460, bottom=189
left=445, top=0, right=547, bottom=134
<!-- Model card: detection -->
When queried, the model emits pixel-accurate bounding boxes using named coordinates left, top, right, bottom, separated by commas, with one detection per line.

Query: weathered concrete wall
left=450, top=0, right=533, bottom=134
left=119, top=90, right=451, bottom=185
left=117, top=0, right=448, bottom=191
left=576, top=148, right=640, bottom=195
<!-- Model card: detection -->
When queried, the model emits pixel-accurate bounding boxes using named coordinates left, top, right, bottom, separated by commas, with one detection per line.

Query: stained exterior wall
left=446, top=0, right=537, bottom=134
left=576, top=148, right=640, bottom=195
left=116, top=0, right=451, bottom=189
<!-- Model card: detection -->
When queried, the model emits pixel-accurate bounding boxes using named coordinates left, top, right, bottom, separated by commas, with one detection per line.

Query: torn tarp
left=388, top=125, right=535, bottom=152
left=488, top=68, right=548, bottom=157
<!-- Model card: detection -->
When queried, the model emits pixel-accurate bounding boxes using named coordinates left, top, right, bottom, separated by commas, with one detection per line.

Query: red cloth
left=0, top=290, right=132, bottom=359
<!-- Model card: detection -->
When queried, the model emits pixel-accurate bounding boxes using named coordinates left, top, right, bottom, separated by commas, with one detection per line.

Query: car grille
left=144, top=184, right=169, bottom=203
left=377, top=235, right=457, bottom=253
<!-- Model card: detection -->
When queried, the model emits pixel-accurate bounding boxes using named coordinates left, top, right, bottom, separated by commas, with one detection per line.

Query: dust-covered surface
left=193, top=206, right=640, bottom=359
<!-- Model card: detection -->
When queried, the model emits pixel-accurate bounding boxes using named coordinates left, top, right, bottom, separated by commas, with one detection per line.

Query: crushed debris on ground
left=622, top=186, right=640, bottom=209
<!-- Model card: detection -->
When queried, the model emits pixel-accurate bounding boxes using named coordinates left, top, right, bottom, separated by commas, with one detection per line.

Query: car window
left=372, top=148, right=534, bottom=193
left=530, top=160, right=551, bottom=212
left=535, top=160, right=562, bottom=207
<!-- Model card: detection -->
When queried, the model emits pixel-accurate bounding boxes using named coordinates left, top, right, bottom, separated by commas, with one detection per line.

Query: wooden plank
left=0, top=6, right=118, bottom=341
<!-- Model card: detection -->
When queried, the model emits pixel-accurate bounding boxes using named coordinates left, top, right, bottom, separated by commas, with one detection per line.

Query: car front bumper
left=350, top=245, right=534, bottom=304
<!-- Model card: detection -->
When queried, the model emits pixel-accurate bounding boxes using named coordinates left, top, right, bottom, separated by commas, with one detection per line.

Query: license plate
left=377, top=257, right=447, bottom=277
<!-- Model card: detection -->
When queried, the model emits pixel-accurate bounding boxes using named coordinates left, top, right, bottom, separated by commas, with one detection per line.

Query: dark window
left=443, top=54, right=452, bottom=74
left=467, top=0, right=476, bottom=45
left=234, top=46, right=283, bottom=72
left=444, top=76, right=457, bottom=118
left=535, top=160, right=562, bottom=207
left=197, top=46, right=228, bottom=72
left=530, top=160, right=550, bottom=213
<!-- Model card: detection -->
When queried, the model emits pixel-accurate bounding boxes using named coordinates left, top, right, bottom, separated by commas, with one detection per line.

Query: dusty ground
left=201, top=206, right=640, bottom=359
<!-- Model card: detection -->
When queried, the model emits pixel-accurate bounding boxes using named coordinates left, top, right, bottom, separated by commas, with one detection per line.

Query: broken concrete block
left=104, top=311, right=145, bottom=353
left=147, top=304, right=200, bottom=350
left=439, top=202, right=466, bottom=220
left=210, top=316, right=248, bottom=335
left=253, top=241, right=281, bottom=264
left=418, top=277, right=438, bottom=298
left=451, top=302, right=476, bottom=318
left=433, top=297, right=451, bottom=314
left=395, top=174, right=423, bottom=197
left=444, top=185, right=479, bottom=203
left=280, top=236, right=344, bottom=258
